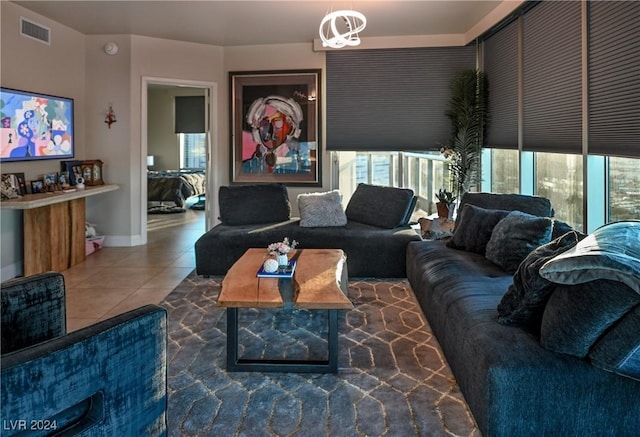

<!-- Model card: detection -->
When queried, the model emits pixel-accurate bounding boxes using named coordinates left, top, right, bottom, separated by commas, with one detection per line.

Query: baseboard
left=1, top=261, right=23, bottom=282
left=104, top=234, right=145, bottom=247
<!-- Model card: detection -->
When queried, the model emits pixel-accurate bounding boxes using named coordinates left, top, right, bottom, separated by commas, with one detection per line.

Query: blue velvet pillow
left=485, top=211, right=553, bottom=273
left=345, top=183, right=415, bottom=229
left=497, top=231, right=584, bottom=333
left=589, top=305, right=640, bottom=381
left=448, top=204, right=509, bottom=254
left=540, top=280, right=639, bottom=358
left=540, top=221, right=640, bottom=293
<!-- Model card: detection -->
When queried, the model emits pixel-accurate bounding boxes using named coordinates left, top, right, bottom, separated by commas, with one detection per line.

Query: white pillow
left=297, top=190, right=347, bottom=227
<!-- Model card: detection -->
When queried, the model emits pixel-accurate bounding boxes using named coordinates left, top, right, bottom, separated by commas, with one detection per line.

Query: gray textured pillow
left=218, top=184, right=290, bottom=225
left=497, top=231, right=584, bottom=333
left=298, top=190, right=347, bottom=227
left=589, top=305, right=640, bottom=381
left=541, top=279, right=639, bottom=358
left=485, top=211, right=553, bottom=273
left=540, top=221, right=640, bottom=293
left=345, top=183, right=415, bottom=229
left=448, top=204, right=509, bottom=254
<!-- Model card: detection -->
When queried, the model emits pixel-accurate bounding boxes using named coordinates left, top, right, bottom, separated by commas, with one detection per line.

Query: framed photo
left=43, top=172, right=58, bottom=191
left=1, top=173, right=27, bottom=199
left=81, top=159, right=104, bottom=186
left=230, top=69, right=321, bottom=186
left=61, top=160, right=83, bottom=186
left=59, top=171, right=70, bottom=187
left=30, top=179, right=44, bottom=194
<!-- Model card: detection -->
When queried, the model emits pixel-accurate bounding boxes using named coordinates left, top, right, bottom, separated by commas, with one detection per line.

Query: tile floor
left=63, top=206, right=206, bottom=332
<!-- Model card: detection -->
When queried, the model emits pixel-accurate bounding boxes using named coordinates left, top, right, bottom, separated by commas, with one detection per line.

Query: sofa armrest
left=1, top=272, right=67, bottom=354
left=1, top=304, right=168, bottom=436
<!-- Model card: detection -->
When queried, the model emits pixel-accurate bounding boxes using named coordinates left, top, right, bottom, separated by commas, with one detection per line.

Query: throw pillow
left=539, top=221, right=640, bottom=293
left=497, top=230, right=584, bottom=333
left=485, top=211, right=553, bottom=273
left=588, top=305, right=640, bottom=381
left=218, top=184, right=291, bottom=225
left=345, top=183, right=415, bottom=229
left=540, top=279, right=639, bottom=358
left=447, top=204, right=509, bottom=254
left=297, top=190, right=347, bottom=227
left=457, top=192, right=552, bottom=220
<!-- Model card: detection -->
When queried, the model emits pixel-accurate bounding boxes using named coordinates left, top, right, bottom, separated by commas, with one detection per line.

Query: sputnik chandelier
left=319, top=10, right=367, bottom=49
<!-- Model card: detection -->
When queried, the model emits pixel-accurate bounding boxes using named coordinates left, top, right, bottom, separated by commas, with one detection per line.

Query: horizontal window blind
left=589, top=1, right=640, bottom=158
left=326, top=46, right=476, bottom=151
left=175, top=95, right=205, bottom=134
left=522, top=0, right=582, bottom=154
left=484, top=18, right=519, bottom=149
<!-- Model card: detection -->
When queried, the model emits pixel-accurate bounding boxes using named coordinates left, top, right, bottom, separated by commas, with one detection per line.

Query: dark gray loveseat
left=195, top=183, right=421, bottom=278
left=406, top=193, right=640, bottom=436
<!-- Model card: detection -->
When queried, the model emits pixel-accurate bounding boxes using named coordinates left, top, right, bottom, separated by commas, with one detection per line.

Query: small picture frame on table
left=30, top=179, right=44, bottom=194
left=43, top=172, right=59, bottom=192
left=81, top=160, right=104, bottom=186
left=59, top=171, right=70, bottom=187
left=1, top=173, right=27, bottom=199
left=61, top=160, right=83, bottom=186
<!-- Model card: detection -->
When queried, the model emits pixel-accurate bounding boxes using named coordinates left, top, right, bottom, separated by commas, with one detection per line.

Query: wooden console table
left=1, top=184, right=119, bottom=275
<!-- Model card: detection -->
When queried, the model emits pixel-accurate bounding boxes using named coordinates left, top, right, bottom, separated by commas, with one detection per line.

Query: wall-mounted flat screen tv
left=0, top=87, right=74, bottom=162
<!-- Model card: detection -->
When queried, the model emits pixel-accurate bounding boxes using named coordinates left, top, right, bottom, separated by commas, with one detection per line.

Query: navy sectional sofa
left=195, top=183, right=421, bottom=278
left=406, top=193, right=640, bottom=436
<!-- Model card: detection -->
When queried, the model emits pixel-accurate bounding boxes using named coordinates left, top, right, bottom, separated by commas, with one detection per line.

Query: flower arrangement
left=267, top=237, right=298, bottom=256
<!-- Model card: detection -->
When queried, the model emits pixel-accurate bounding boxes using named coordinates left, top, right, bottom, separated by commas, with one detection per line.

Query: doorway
left=141, top=77, right=217, bottom=245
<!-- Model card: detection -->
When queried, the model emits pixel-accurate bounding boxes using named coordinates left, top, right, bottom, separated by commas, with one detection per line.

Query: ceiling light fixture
left=319, top=10, right=367, bottom=49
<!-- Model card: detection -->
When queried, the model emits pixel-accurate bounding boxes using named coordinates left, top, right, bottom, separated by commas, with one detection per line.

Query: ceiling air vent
left=20, top=17, right=51, bottom=45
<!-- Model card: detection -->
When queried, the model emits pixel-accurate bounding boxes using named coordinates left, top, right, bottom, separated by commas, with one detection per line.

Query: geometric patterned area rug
left=160, top=272, right=479, bottom=436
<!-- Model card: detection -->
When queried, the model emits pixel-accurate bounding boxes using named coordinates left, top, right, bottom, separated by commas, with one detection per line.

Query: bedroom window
left=179, top=133, right=206, bottom=169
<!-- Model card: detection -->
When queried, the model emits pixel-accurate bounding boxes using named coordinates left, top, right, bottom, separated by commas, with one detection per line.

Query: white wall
left=80, top=34, right=224, bottom=246
left=1, top=2, right=86, bottom=280
left=0, top=3, right=226, bottom=276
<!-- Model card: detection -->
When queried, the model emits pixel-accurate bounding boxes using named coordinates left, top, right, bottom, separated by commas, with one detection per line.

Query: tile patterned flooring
left=63, top=207, right=205, bottom=332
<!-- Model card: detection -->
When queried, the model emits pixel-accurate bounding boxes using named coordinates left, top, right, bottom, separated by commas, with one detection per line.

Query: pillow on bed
left=298, top=190, right=347, bottom=227
left=218, top=184, right=291, bottom=225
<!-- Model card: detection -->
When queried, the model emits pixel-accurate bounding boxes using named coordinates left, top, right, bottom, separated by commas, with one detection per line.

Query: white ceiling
left=13, top=0, right=510, bottom=47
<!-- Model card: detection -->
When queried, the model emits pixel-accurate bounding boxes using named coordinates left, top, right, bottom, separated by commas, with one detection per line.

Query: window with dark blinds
left=522, top=0, right=582, bottom=154
left=484, top=18, right=519, bottom=149
left=588, top=1, right=640, bottom=158
left=326, top=46, right=476, bottom=151
left=175, top=96, right=205, bottom=134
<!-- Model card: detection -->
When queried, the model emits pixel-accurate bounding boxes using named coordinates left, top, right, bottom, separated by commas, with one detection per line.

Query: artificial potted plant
left=441, top=69, right=488, bottom=201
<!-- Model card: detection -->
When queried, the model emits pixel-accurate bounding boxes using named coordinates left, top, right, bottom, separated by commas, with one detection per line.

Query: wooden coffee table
left=218, top=248, right=352, bottom=373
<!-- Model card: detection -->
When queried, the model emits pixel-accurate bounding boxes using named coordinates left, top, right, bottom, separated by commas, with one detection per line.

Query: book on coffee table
left=256, top=260, right=296, bottom=278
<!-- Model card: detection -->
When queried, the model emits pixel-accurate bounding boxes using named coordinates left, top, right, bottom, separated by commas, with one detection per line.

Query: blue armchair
left=1, top=272, right=168, bottom=436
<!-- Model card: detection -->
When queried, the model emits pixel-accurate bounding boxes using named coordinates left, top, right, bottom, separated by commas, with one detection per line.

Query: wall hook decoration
left=105, top=104, right=116, bottom=128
